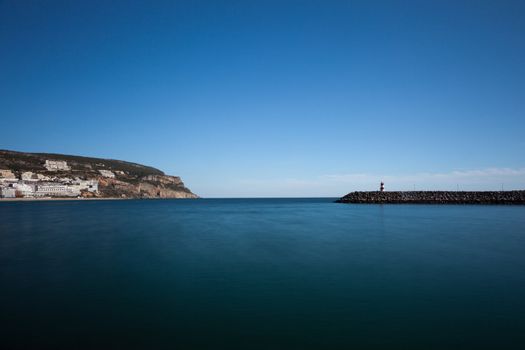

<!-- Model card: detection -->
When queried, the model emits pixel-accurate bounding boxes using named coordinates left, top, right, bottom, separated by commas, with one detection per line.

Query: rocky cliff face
left=98, top=175, right=197, bottom=199
left=0, top=149, right=198, bottom=199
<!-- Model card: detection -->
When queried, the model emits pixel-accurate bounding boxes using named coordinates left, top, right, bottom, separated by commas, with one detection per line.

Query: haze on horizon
left=1, top=1, right=524, bottom=197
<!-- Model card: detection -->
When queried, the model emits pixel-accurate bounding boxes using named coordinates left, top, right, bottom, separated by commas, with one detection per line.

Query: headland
left=0, top=149, right=198, bottom=200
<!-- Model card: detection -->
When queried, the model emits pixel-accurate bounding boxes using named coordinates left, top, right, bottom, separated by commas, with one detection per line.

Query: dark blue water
left=1, top=198, right=525, bottom=349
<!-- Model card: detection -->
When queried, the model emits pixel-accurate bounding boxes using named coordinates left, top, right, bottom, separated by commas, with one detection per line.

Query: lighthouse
left=380, top=181, right=385, bottom=192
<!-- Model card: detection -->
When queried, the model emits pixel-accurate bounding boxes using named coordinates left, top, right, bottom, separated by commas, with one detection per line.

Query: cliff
left=0, top=149, right=198, bottom=199
left=336, top=191, right=525, bottom=205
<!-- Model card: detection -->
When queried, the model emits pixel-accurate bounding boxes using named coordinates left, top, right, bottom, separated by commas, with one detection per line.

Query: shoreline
left=0, top=197, right=199, bottom=202
left=0, top=197, right=129, bottom=202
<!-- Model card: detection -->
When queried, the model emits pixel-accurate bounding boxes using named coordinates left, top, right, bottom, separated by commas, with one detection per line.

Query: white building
left=44, top=160, right=71, bottom=171
left=70, top=179, right=99, bottom=193
left=80, top=179, right=98, bottom=192
left=0, top=186, right=16, bottom=198
left=98, top=170, right=115, bottom=178
left=37, top=174, right=51, bottom=181
left=11, top=182, right=35, bottom=197
left=23, top=172, right=51, bottom=181
left=35, top=183, right=79, bottom=197
left=0, top=169, right=18, bottom=183
left=21, top=171, right=39, bottom=181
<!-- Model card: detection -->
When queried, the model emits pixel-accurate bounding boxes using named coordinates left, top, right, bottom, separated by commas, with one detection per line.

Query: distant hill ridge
left=0, top=149, right=164, bottom=177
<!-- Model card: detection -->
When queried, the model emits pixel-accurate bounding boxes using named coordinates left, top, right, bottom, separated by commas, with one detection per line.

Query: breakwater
left=336, top=191, right=525, bottom=204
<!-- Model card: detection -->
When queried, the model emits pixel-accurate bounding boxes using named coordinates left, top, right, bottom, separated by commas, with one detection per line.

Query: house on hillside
left=99, top=170, right=115, bottom=178
left=44, top=160, right=71, bottom=171
left=0, top=169, right=18, bottom=183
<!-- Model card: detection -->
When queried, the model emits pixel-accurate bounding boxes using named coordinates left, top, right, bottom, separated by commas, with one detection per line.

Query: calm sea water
left=1, top=198, right=525, bottom=349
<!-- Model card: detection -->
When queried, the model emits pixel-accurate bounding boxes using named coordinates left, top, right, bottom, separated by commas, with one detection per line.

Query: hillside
left=0, top=150, right=197, bottom=199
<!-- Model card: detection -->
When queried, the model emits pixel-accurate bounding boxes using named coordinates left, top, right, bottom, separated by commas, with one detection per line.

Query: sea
left=1, top=198, right=525, bottom=349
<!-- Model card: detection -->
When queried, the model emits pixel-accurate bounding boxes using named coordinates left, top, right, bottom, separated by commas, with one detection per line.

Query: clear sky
left=1, top=0, right=524, bottom=197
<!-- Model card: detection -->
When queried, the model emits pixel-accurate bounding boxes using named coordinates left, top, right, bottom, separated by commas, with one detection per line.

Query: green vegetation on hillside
left=0, top=149, right=164, bottom=177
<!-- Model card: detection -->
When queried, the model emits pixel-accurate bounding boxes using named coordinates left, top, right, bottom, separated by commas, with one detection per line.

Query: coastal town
left=0, top=159, right=101, bottom=198
left=0, top=150, right=198, bottom=199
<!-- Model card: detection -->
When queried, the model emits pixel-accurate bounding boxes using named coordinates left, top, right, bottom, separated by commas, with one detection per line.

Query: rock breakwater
left=336, top=191, right=525, bottom=204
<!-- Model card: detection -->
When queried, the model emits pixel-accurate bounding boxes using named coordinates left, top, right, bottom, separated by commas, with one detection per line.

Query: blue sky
left=1, top=0, right=524, bottom=197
